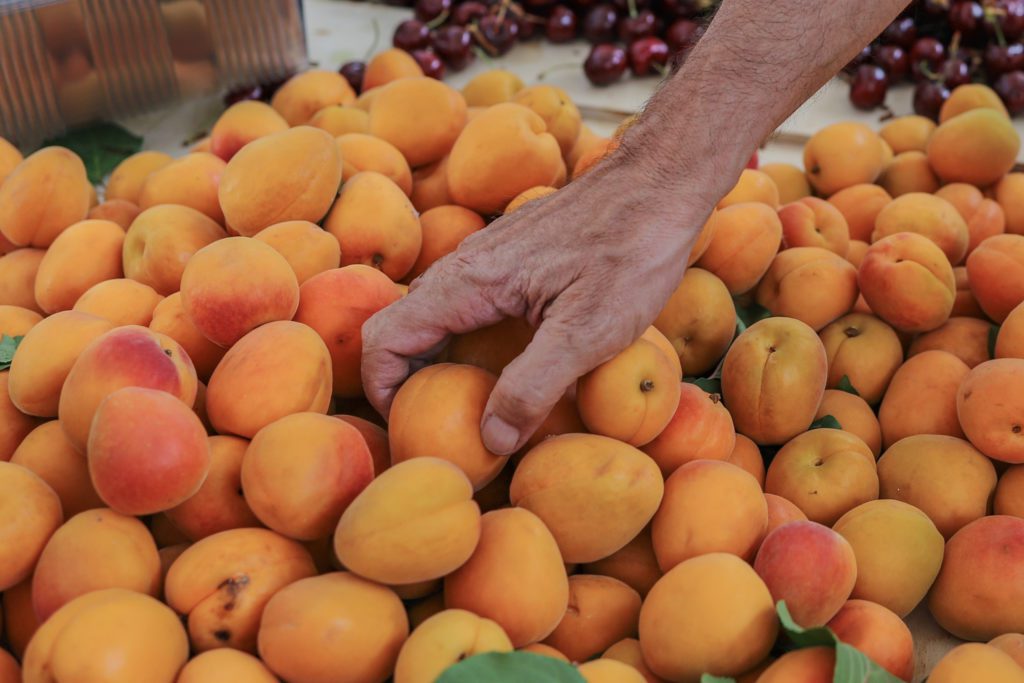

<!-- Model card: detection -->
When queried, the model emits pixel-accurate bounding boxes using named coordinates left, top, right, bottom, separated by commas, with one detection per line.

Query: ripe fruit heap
left=0, top=58, right=1023, bottom=683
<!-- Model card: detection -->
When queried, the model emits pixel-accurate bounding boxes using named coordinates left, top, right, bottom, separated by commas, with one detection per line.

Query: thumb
left=481, top=315, right=631, bottom=455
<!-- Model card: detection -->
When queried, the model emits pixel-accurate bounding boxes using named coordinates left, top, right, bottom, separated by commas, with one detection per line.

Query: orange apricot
left=308, top=104, right=370, bottom=136
left=957, top=359, right=1024, bottom=463
left=10, top=421, right=102, bottom=516
left=253, top=220, right=341, bottom=285
left=927, top=108, right=1020, bottom=187
left=270, top=69, right=356, bottom=125
left=939, top=83, right=1010, bottom=122
left=695, top=202, right=783, bottom=295
left=148, top=292, right=225, bottom=381
left=872, top=192, right=969, bottom=264
left=72, top=278, right=162, bottom=326
left=0, top=147, right=91, bottom=248
left=652, top=267, right=736, bottom=377
left=908, top=316, right=992, bottom=368
left=966, top=234, right=1024, bottom=322
left=878, top=150, right=940, bottom=197
left=209, top=100, right=288, bottom=161
left=405, top=205, right=485, bottom=281
left=755, top=246, right=858, bottom=331
left=87, top=198, right=140, bottom=229
left=34, top=219, right=124, bottom=314
left=461, top=69, right=525, bottom=107
left=717, top=169, right=780, bottom=209
left=828, top=183, right=892, bottom=243
left=362, top=48, right=424, bottom=91
left=995, top=173, right=1024, bottom=236
left=880, top=114, right=936, bottom=154
left=759, top=163, right=811, bottom=204
left=0, top=462, right=62, bottom=591
left=138, top=152, right=226, bottom=225
left=369, top=77, right=468, bottom=167
left=641, top=382, right=735, bottom=475
left=816, top=389, right=882, bottom=456
left=122, top=204, right=227, bottom=296
left=778, top=196, right=850, bottom=255
left=878, top=350, right=969, bottom=449
left=803, top=122, right=886, bottom=196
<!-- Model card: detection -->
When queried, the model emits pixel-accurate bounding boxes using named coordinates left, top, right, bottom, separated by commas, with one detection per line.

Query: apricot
left=0, top=373, right=41, bottom=461
left=270, top=69, right=356, bottom=125
left=826, top=600, right=915, bottom=681
left=815, top=389, right=881, bottom=456
left=10, top=422, right=103, bottom=516
left=335, top=457, right=480, bottom=585
left=34, top=219, right=124, bottom=313
left=727, top=434, right=766, bottom=488
left=930, top=516, right=1024, bottom=639
left=996, top=173, right=1024, bottom=236
left=804, top=122, right=886, bottom=196
left=872, top=192, right=969, bottom=264
left=88, top=387, right=209, bottom=515
left=363, top=48, right=424, bottom=91
left=695, top=202, right=783, bottom=294
left=511, top=434, right=663, bottom=563
left=0, top=462, right=62, bottom=591
left=0, top=304, right=41, bottom=337
left=939, top=83, right=1011, bottom=122
left=206, top=321, right=332, bottom=439
left=639, top=553, right=777, bottom=682
left=22, top=589, right=188, bottom=683
left=0, top=147, right=91, bottom=248
left=931, top=643, right=1024, bottom=683
left=165, top=527, right=317, bottom=652
left=246, top=222, right=340, bottom=287
left=834, top=499, right=944, bottom=617
left=764, top=492, right=808, bottom=533
left=333, top=415, right=389, bottom=476
left=573, top=138, right=617, bottom=179
left=878, top=150, right=940, bottom=197
left=509, top=87, right=580, bottom=155
left=951, top=265, right=985, bottom=318
left=878, top=434, right=996, bottom=539
left=652, top=459, right=767, bottom=570
left=641, top=383, right=735, bottom=475
left=909, top=317, right=989, bottom=370
left=504, top=186, right=557, bottom=214
left=144, top=294, right=220, bottom=381
left=218, top=126, right=342, bottom=237
left=177, top=648, right=278, bottom=683
left=828, top=183, right=892, bottom=243
left=389, top=364, right=507, bottom=489
left=996, top=465, right=1024, bottom=517
left=180, top=236, right=299, bottom=347
left=405, top=206, right=484, bottom=281
left=164, top=435, right=260, bottom=540
left=309, top=104, right=370, bottom=136
left=579, top=526, right=662, bottom=598
left=721, top=317, right=828, bottom=445
left=87, top=198, right=140, bottom=229
left=756, top=247, right=858, bottom=331
left=778, top=197, right=850, bottom=255
left=928, top=108, right=1020, bottom=187
left=324, top=171, right=423, bottom=281
left=958, top=359, right=1024, bottom=463
left=577, top=336, right=680, bottom=447
left=447, top=103, right=564, bottom=215
left=7, top=311, right=115, bottom=416
left=967, top=234, right=1024, bottom=322
left=538, top=575, right=641, bottom=664
left=717, top=169, right=780, bottom=209
left=394, top=609, right=513, bottom=683
left=880, top=114, right=936, bottom=154
left=817, top=313, right=902, bottom=405
left=765, top=428, right=878, bottom=525
left=443, top=316, right=535, bottom=376
left=578, top=659, right=647, bottom=683
left=760, top=163, right=811, bottom=204
left=461, top=69, right=525, bottom=107
left=138, top=152, right=226, bottom=224
left=71, top=278, right=162, bottom=326
left=410, top=156, right=452, bottom=212
left=602, top=638, right=668, bottom=683
left=105, top=150, right=173, bottom=204
left=990, top=633, right=1024, bottom=668
left=3, top=579, right=38, bottom=658
left=123, top=204, right=226, bottom=295
left=368, top=77, right=467, bottom=168
left=997, top=302, right=1024, bottom=359
left=340, top=136, right=413, bottom=196
left=858, top=232, right=955, bottom=333
left=652, top=267, right=735, bottom=376
left=878, top=350, right=969, bottom=448
left=209, top=100, right=289, bottom=161
left=243, top=412, right=373, bottom=540
left=295, top=265, right=402, bottom=397
left=445, top=507, right=569, bottom=647
left=755, top=647, right=835, bottom=683
left=31, top=508, right=160, bottom=620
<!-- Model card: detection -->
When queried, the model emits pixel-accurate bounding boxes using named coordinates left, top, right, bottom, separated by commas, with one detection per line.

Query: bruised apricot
left=447, top=103, right=564, bottom=215
left=511, top=434, right=663, bottom=563
left=205, top=321, right=332, bottom=439
left=218, top=126, right=342, bottom=237
left=0, top=147, right=91, bottom=248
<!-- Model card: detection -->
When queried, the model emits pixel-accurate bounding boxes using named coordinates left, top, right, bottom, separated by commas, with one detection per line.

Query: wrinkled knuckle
left=494, top=377, right=550, bottom=421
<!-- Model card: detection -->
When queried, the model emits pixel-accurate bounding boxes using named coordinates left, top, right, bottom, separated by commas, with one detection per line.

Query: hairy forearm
left=617, top=0, right=907, bottom=206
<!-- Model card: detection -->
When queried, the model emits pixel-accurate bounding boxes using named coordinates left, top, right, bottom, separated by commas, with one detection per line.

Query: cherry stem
left=627, top=0, right=638, bottom=20
left=426, top=10, right=450, bottom=29
left=468, top=24, right=499, bottom=57
left=536, top=62, right=579, bottom=80
left=919, top=60, right=941, bottom=82
left=652, top=61, right=669, bottom=78
left=496, top=0, right=513, bottom=25
left=363, top=18, right=380, bottom=60
left=949, top=30, right=962, bottom=58
left=988, top=6, right=1009, bottom=48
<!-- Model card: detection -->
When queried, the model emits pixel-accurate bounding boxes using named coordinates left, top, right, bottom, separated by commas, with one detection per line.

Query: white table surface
left=120, top=2, right=969, bottom=679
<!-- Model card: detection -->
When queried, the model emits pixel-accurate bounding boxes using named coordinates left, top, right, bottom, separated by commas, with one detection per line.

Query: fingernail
left=482, top=415, right=520, bottom=455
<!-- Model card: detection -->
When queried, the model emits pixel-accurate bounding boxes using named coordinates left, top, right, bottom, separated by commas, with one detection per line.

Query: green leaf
left=809, top=414, right=843, bottom=431
left=990, top=324, right=1000, bottom=359
left=734, top=298, right=772, bottom=333
left=835, top=375, right=860, bottom=396
left=684, top=376, right=722, bottom=394
left=43, top=122, right=143, bottom=184
left=701, top=675, right=737, bottom=683
left=777, top=601, right=837, bottom=649
left=437, top=652, right=587, bottom=683
left=0, top=334, right=23, bottom=371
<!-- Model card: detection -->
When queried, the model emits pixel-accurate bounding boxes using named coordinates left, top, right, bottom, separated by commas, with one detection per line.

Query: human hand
left=361, top=155, right=717, bottom=456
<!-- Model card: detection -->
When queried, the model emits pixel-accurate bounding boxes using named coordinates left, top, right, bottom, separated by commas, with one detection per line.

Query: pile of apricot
left=1, top=47, right=1024, bottom=683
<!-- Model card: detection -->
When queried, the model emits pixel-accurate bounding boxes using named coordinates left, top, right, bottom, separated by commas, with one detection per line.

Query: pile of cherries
left=381, top=0, right=720, bottom=85
left=847, top=0, right=1024, bottom=119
